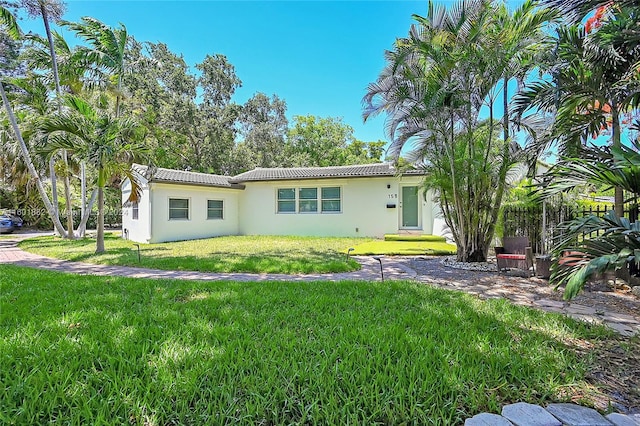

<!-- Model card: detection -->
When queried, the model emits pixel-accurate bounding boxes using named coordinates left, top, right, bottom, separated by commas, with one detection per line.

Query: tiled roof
left=132, top=164, right=243, bottom=189
left=230, top=163, right=422, bottom=183
left=131, top=163, right=423, bottom=188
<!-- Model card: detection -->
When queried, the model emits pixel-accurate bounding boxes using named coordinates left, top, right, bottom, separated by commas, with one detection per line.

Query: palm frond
left=1, top=6, right=20, bottom=40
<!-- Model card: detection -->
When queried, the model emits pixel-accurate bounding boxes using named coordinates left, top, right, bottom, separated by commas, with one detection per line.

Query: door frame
left=399, top=185, right=421, bottom=230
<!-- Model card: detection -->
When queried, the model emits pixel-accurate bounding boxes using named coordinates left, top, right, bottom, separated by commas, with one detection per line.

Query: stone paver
left=606, top=413, right=640, bottom=426
left=465, top=412, right=514, bottom=426
left=501, top=402, right=561, bottom=426
left=411, top=257, right=640, bottom=337
left=465, top=402, right=640, bottom=426
left=546, top=403, right=613, bottom=426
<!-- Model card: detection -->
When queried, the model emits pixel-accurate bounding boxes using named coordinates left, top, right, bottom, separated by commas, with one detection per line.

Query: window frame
left=298, top=187, right=318, bottom=213
left=168, top=197, right=190, bottom=220
left=277, top=188, right=296, bottom=214
left=276, top=186, right=342, bottom=214
left=132, top=201, right=139, bottom=220
left=321, top=186, right=341, bottom=213
left=207, top=199, right=224, bottom=220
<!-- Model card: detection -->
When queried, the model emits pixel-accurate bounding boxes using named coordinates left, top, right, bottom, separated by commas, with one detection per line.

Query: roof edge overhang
left=150, top=179, right=246, bottom=190
left=230, top=172, right=424, bottom=184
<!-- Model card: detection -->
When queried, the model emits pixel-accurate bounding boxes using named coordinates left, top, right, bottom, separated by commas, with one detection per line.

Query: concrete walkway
left=1, top=235, right=638, bottom=337
left=0, top=236, right=416, bottom=282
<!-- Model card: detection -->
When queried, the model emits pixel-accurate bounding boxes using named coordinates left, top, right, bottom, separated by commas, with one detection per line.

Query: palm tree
left=39, top=95, right=148, bottom=253
left=364, top=0, right=553, bottom=262
left=20, top=1, right=65, bottom=100
left=62, top=17, right=128, bottom=117
left=515, top=10, right=640, bottom=216
left=19, top=0, right=77, bottom=237
left=541, top=140, right=640, bottom=298
left=1, top=4, right=20, bottom=39
left=1, top=81, right=68, bottom=235
left=24, top=30, right=98, bottom=236
left=1, top=6, right=68, bottom=236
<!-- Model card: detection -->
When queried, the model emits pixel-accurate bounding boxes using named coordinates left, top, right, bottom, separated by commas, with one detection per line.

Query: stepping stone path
left=465, top=403, right=640, bottom=426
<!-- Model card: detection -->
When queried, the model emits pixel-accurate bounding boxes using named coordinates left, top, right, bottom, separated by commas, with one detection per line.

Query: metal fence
left=502, top=203, right=637, bottom=254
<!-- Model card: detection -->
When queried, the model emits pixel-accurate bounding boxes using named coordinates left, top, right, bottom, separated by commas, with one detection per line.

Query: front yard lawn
left=0, top=265, right=615, bottom=425
left=18, top=234, right=374, bottom=274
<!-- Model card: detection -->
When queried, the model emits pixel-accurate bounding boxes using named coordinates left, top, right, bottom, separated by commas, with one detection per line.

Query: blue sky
left=17, top=1, right=525, bottom=145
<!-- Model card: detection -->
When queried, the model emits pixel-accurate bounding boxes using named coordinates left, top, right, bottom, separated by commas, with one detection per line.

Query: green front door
left=401, top=186, right=419, bottom=228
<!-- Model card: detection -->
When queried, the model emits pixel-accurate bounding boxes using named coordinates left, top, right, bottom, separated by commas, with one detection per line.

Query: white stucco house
left=121, top=163, right=446, bottom=243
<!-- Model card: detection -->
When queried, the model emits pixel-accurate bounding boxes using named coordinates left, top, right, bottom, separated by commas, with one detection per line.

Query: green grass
left=384, top=234, right=447, bottom=242
left=349, top=240, right=457, bottom=255
left=18, top=234, right=375, bottom=274
left=0, top=265, right=611, bottom=425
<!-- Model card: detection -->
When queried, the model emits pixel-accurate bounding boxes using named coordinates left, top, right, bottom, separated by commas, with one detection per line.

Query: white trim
left=168, top=197, right=190, bottom=221
left=399, top=185, right=422, bottom=230
left=206, top=199, right=224, bottom=220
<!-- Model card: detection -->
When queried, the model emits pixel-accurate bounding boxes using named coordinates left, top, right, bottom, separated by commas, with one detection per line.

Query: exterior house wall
left=121, top=175, right=152, bottom=243
left=238, top=176, right=436, bottom=238
left=122, top=180, right=241, bottom=243
left=148, top=183, right=241, bottom=243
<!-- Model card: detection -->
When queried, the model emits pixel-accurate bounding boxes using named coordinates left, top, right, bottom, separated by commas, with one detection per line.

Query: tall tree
left=238, top=92, right=288, bottom=168
left=21, top=0, right=76, bottom=237
left=62, top=17, right=128, bottom=116
left=515, top=5, right=640, bottom=215
left=286, top=115, right=382, bottom=167
left=364, top=0, right=552, bottom=262
left=122, top=40, right=197, bottom=169
left=62, top=16, right=131, bottom=234
left=1, top=5, right=68, bottom=235
left=195, top=54, right=242, bottom=174
left=39, top=95, right=147, bottom=253
left=20, top=0, right=65, bottom=100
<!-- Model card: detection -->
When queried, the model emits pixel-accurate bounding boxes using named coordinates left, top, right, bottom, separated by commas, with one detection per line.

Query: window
left=169, top=198, right=189, bottom=220
left=207, top=200, right=224, bottom=219
left=276, top=186, right=342, bottom=214
left=132, top=202, right=139, bottom=220
left=321, top=187, right=341, bottom=212
left=298, top=188, right=318, bottom=213
left=277, top=188, right=296, bottom=213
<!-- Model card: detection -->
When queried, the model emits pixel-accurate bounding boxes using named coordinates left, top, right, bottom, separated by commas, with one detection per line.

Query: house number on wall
left=388, top=194, right=398, bottom=199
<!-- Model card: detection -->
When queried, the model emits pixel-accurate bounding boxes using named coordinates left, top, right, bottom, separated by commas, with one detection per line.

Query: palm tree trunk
left=40, top=4, right=62, bottom=99
left=76, top=188, right=96, bottom=238
left=80, top=162, right=86, bottom=236
left=42, top=3, right=76, bottom=239
left=48, top=156, right=59, bottom=231
left=612, top=104, right=624, bottom=217
left=1, top=82, right=68, bottom=237
left=96, top=185, right=105, bottom=253
left=63, top=165, right=74, bottom=238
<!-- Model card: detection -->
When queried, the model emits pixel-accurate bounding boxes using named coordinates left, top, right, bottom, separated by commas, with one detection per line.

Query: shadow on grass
left=0, top=265, right=613, bottom=425
left=19, top=236, right=360, bottom=274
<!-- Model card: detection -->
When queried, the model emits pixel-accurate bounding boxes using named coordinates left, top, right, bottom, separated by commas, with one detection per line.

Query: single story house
left=121, top=163, right=447, bottom=243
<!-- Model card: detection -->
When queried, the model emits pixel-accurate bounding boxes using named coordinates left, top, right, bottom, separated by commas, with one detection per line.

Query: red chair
left=495, top=237, right=535, bottom=276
